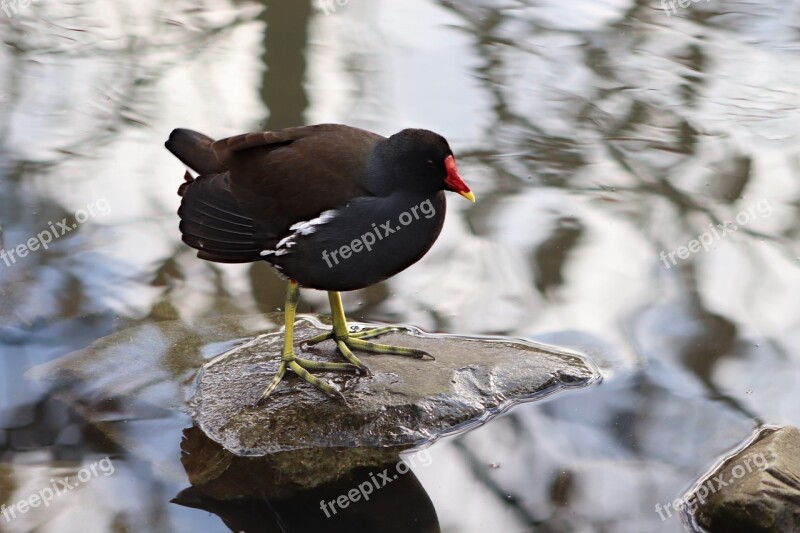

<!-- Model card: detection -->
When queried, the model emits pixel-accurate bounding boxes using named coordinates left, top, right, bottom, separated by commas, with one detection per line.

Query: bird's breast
left=269, top=191, right=446, bottom=291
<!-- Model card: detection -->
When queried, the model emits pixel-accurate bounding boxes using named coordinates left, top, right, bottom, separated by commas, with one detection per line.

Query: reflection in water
left=259, top=0, right=311, bottom=130
left=249, top=0, right=314, bottom=317
left=174, top=426, right=440, bottom=533
left=1, top=0, right=800, bottom=531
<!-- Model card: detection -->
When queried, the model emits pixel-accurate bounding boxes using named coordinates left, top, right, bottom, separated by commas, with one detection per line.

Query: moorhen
left=165, top=124, right=474, bottom=403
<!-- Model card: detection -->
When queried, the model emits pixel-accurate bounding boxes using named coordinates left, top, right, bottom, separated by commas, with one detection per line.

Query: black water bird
left=165, top=124, right=474, bottom=402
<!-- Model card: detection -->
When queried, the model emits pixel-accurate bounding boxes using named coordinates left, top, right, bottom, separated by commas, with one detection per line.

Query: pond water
left=1, top=1, right=799, bottom=532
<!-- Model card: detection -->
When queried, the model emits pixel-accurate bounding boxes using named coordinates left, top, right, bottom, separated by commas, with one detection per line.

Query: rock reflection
left=174, top=426, right=440, bottom=533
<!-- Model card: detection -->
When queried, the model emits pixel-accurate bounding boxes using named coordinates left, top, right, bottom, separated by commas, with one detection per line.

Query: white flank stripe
left=263, top=209, right=338, bottom=259
left=289, top=209, right=337, bottom=236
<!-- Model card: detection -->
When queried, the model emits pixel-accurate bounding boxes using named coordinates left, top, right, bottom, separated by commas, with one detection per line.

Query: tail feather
left=166, top=129, right=226, bottom=175
left=167, top=128, right=276, bottom=264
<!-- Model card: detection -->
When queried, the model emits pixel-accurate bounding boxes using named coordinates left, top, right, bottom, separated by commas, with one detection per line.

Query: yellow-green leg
left=302, top=291, right=432, bottom=371
left=257, top=281, right=361, bottom=405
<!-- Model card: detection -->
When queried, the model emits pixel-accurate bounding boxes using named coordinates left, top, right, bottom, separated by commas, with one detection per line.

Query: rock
left=189, top=315, right=600, bottom=488
left=693, top=426, right=800, bottom=532
left=27, top=312, right=600, bottom=496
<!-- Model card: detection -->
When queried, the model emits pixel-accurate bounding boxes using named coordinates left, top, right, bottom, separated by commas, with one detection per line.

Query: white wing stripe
left=261, top=209, right=338, bottom=257
left=289, top=209, right=338, bottom=235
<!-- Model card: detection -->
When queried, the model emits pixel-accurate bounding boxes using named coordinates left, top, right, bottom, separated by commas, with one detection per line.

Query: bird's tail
left=166, top=129, right=265, bottom=263
left=164, top=129, right=226, bottom=175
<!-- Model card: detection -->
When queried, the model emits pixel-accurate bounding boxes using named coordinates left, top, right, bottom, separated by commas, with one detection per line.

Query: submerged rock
left=692, top=426, right=800, bottom=532
left=190, top=316, right=599, bottom=470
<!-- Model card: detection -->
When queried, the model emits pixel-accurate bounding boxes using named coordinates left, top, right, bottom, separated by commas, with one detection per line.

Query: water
left=2, top=1, right=799, bottom=531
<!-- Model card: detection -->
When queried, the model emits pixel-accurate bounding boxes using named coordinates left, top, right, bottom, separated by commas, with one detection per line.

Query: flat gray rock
left=27, top=313, right=600, bottom=494
left=190, top=316, right=600, bottom=457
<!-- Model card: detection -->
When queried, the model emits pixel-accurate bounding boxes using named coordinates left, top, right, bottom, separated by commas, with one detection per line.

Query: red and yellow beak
left=444, top=155, right=476, bottom=203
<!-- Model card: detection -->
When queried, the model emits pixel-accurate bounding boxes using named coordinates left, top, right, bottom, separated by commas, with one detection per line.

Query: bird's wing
left=177, top=171, right=270, bottom=263
left=212, top=124, right=383, bottom=235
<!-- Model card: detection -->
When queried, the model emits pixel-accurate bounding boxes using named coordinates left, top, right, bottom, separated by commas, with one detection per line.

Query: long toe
left=301, top=330, right=334, bottom=347
left=287, top=360, right=349, bottom=402
left=256, top=361, right=288, bottom=406
left=343, top=336, right=433, bottom=360
left=347, top=325, right=401, bottom=341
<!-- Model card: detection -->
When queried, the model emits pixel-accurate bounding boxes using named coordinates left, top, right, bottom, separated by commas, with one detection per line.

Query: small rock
left=694, top=426, right=800, bottom=532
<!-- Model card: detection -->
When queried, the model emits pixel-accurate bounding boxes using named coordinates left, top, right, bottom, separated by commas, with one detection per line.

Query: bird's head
left=382, top=128, right=476, bottom=202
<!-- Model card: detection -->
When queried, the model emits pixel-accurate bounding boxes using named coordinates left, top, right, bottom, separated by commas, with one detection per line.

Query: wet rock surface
left=190, top=316, right=600, bottom=464
left=28, top=312, right=600, bottom=499
left=693, top=426, right=800, bottom=533
left=28, top=313, right=599, bottom=496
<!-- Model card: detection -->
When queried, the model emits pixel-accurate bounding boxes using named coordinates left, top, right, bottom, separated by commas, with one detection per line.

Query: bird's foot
left=301, top=325, right=434, bottom=374
left=302, top=325, right=398, bottom=345
left=256, top=354, right=361, bottom=406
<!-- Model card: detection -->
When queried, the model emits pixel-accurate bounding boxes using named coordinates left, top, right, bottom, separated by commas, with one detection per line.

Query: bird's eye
left=426, top=159, right=435, bottom=166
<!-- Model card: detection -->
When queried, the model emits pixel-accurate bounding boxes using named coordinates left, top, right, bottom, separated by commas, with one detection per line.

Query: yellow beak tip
left=461, top=191, right=476, bottom=203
